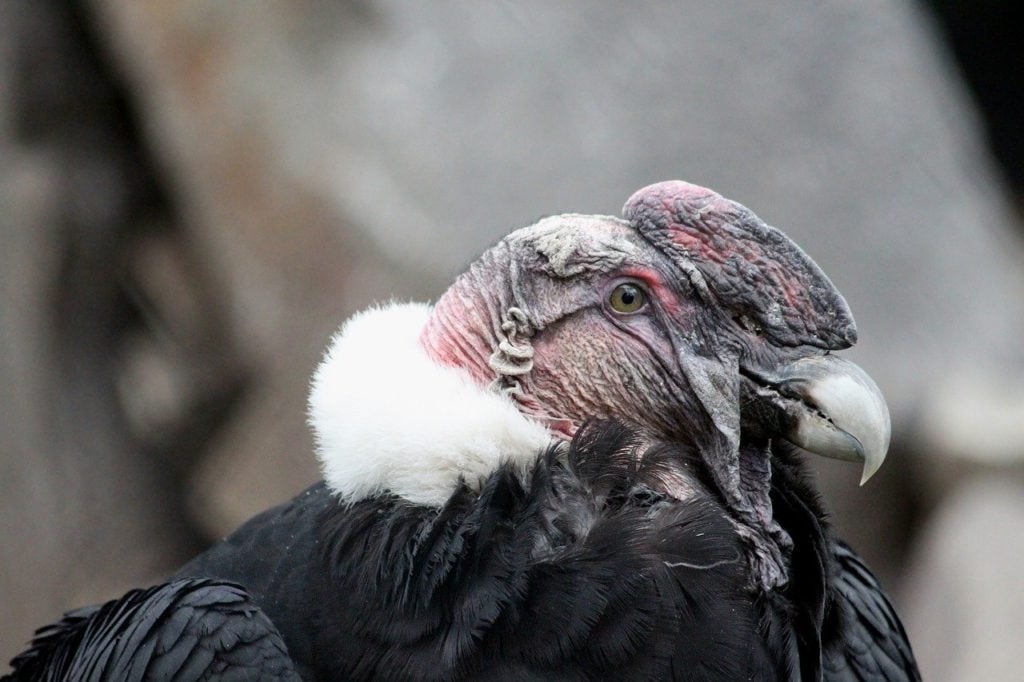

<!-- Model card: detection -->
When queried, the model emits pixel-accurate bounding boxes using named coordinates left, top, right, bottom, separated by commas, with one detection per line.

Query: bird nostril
left=733, top=314, right=763, bottom=336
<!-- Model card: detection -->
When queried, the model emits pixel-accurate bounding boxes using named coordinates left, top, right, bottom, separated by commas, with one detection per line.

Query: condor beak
left=747, top=355, right=891, bottom=485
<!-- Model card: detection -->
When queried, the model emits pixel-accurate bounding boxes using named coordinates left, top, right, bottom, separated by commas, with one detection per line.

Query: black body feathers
left=6, top=424, right=917, bottom=680
left=3, top=579, right=299, bottom=681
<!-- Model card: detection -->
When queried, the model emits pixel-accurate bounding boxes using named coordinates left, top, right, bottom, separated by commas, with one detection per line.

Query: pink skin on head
left=419, top=211, right=672, bottom=443
left=418, top=223, right=694, bottom=444
left=421, top=306, right=580, bottom=440
left=420, top=275, right=579, bottom=440
left=419, top=293, right=495, bottom=386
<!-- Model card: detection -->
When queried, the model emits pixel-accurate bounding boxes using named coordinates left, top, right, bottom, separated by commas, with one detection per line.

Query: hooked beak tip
left=859, top=445, right=885, bottom=486
left=768, top=355, right=891, bottom=484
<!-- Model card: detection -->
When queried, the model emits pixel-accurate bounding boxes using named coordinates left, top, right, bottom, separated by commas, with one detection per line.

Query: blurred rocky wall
left=0, top=0, right=236, bottom=660
left=3, top=1, right=1022, bottom=678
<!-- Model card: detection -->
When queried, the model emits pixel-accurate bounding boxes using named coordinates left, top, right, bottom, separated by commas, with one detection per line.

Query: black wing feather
left=823, top=541, right=921, bottom=681
left=3, top=579, right=300, bottom=682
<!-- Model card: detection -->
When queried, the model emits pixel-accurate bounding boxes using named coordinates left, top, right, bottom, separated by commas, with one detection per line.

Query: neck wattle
left=734, top=439, right=793, bottom=591
left=420, top=289, right=497, bottom=388
left=419, top=263, right=578, bottom=441
left=420, top=240, right=523, bottom=387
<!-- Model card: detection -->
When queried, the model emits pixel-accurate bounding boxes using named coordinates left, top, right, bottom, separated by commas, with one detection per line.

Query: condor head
left=312, top=180, right=890, bottom=589
left=420, top=180, right=889, bottom=583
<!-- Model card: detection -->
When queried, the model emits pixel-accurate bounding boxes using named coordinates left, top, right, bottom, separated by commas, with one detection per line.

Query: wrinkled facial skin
left=511, top=215, right=779, bottom=455
left=423, top=182, right=884, bottom=590
left=502, top=216, right=705, bottom=440
left=425, top=207, right=826, bottom=458
left=527, top=301, right=696, bottom=439
left=524, top=291, right=716, bottom=444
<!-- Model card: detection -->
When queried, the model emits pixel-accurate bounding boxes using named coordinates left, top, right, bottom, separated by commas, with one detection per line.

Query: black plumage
left=5, top=424, right=917, bottom=681
left=175, top=423, right=780, bottom=679
left=7, top=422, right=910, bottom=680
left=768, top=444, right=919, bottom=681
left=823, top=543, right=919, bottom=680
left=3, top=579, right=299, bottom=681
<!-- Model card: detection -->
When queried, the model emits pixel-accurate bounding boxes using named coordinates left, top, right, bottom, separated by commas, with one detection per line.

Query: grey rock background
left=3, top=1, right=1022, bottom=678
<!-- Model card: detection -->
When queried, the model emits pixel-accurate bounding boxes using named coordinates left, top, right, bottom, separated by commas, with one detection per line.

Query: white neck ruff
left=307, top=302, right=553, bottom=506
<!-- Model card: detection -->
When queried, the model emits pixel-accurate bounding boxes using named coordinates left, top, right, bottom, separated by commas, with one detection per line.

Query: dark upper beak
left=742, top=354, right=890, bottom=484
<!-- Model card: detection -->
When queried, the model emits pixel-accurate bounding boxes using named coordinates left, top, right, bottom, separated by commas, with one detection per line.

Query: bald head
left=420, top=181, right=887, bottom=541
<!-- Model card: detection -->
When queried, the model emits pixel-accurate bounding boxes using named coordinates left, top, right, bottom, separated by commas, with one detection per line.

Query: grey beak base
left=772, top=355, right=891, bottom=485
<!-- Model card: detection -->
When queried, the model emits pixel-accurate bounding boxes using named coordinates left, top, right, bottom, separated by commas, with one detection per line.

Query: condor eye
left=608, top=282, right=647, bottom=313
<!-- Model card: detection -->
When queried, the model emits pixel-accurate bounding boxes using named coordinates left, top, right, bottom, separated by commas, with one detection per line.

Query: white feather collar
left=307, top=302, right=553, bottom=506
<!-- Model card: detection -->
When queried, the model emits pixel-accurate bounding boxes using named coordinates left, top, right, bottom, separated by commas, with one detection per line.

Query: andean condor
left=4, top=181, right=919, bottom=680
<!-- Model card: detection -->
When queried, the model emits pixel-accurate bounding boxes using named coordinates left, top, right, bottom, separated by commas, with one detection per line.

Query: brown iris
left=609, top=282, right=646, bottom=313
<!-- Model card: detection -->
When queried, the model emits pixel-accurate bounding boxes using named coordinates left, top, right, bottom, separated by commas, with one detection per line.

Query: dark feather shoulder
left=822, top=541, right=920, bottom=681
left=3, top=579, right=299, bottom=682
left=307, top=421, right=781, bottom=680
left=770, top=443, right=920, bottom=681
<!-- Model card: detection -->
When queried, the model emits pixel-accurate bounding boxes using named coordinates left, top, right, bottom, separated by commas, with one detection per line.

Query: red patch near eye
left=617, top=267, right=683, bottom=316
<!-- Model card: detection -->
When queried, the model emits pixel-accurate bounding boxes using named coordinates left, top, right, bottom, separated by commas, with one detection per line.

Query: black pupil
left=619, top=286, right=637, bottom=306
